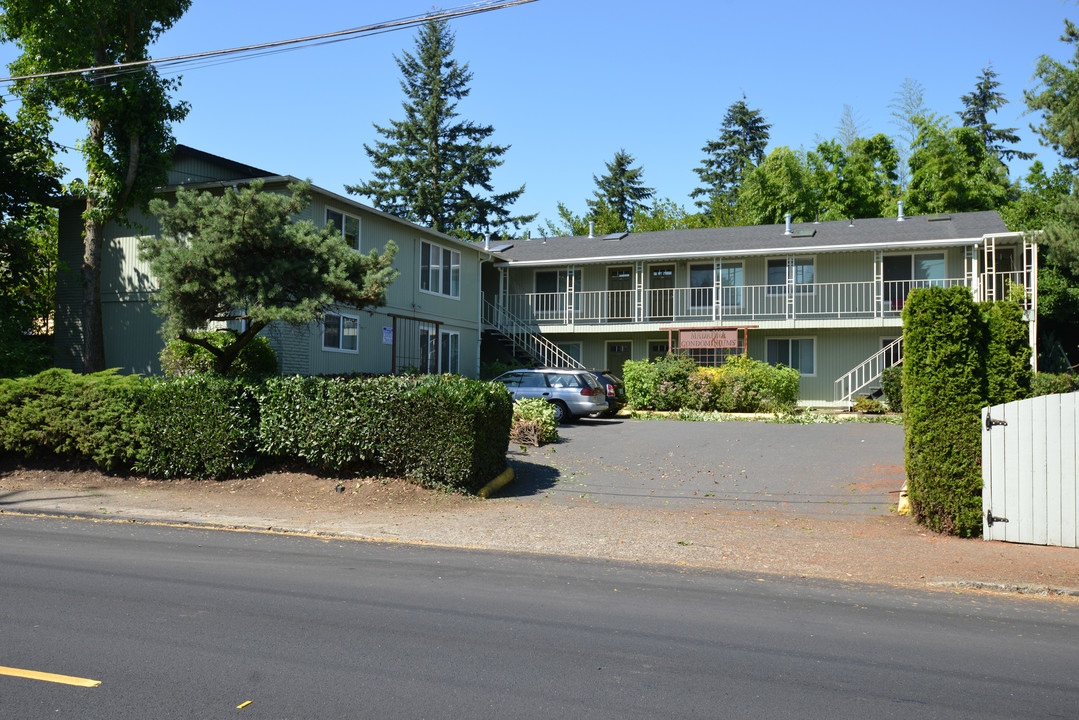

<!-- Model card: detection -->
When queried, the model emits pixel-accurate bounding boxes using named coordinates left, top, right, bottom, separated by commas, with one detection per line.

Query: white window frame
left=439, top=330, right=460, bottom=375
left=322, top=312, right=359, bottom=353
left=420, top=241, right=461, bottom=299
left=766, top=336, right=816, bottom=376
left=326, top=208, right=361, bottom=251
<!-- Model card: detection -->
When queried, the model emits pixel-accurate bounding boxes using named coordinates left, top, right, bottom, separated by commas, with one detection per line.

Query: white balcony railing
left=499, top=277, right=996, bottom=326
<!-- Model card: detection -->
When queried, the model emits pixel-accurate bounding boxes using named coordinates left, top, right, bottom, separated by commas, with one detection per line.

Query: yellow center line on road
left=0, top=665, right=101, bottom=687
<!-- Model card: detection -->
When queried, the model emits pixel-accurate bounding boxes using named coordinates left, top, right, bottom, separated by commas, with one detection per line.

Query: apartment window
left=440, top=330, right=460, bottom=375
left=420, top=241, right=461, bottom=298
left=767, top=257, right=815, bottom=294
left=766, top=338, right=815, bottom=375
left=418, top=324, right=439, bottom=373
left=720, top=261, right=744, bottom=308
left=689, top=263, right=714, bottom=308
left=323, top=313, right=359, bottom=352
left=326, top=209, right=361, bottom=251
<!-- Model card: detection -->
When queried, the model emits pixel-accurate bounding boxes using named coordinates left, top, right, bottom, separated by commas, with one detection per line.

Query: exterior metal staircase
left=834, top=337, right=903, bottom=406
left=482, top=298, right=584, bottom=369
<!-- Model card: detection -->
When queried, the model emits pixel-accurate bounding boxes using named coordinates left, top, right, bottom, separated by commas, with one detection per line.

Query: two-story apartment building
left=481, top=208, right=1037, bottom=406
left=54, top=146, right=491, bottom=378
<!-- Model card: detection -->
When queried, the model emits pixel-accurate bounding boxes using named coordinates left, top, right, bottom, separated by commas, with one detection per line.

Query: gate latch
left=986, top=510, right=1009, bottom=527
left=985, top=415, right=1008, bottom=431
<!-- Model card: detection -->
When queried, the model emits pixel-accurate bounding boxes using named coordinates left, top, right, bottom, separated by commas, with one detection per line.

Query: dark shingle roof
left=494, top=211, right=1012, bottom=266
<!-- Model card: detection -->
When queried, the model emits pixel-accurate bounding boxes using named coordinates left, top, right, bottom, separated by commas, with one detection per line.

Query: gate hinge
left=985, top=415, right=1007, bottom=431
left=986, top=510, right=1009, bottom=527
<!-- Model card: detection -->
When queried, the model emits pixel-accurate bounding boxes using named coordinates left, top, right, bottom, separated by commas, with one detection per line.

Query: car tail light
left=606, top=383, right=615, bottom=396
left=580, top=388, right=600, bottom=396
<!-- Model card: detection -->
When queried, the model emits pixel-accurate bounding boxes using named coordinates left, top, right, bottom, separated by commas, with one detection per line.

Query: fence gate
left=982, top=393, right=1078, bottom=547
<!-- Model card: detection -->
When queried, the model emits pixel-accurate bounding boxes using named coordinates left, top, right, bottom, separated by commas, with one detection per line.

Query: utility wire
left=0, top=0, right=538, bottom=88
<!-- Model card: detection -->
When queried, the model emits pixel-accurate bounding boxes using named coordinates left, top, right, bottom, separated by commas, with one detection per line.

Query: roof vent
left=790, top=229, right=816, bottom=239
left=784, top=213, right=792, bottom=235
left=849, top=218, right=854, bottom=227
left=588, top=221, right=595, bottom=238
left=927, top=213, right=952, bottom=222
left=599, top=232, right=629, bottom=241
left=897, top=200, right=905, bottom=222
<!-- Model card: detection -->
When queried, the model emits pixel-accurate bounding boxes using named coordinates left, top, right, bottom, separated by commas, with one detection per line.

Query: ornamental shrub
left=511, top=397, right=559, bottom=445
left=160, top=331, right=278, bottom=377
left=901, top=286, right=987, bottom=537
left=622, top=354, right=696, bottom=410
left=880, top=365, right=903, bottom=412
left=134, top=374, right=259, bottom=479
left=0, top=368, right=144, bottom=470
left=1031, top=372, right=1079, bottom=397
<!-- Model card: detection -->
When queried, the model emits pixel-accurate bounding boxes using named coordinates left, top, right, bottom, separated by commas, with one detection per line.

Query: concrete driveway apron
left=505, top=418, right=905, bottom=518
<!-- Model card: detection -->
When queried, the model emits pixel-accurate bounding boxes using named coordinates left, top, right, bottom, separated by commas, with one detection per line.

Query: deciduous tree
left=0, top=0, right=191, bottom=373
left=142, top=181, right=398, bottom=375
left=904, top=118, right=1014, bottom=215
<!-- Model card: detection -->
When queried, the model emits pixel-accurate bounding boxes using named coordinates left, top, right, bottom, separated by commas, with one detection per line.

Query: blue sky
left=2, top=0, right=1076, bottom=235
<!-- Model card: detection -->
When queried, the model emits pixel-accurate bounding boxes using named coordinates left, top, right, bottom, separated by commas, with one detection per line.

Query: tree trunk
left=81, top=116, right=106, bottom=374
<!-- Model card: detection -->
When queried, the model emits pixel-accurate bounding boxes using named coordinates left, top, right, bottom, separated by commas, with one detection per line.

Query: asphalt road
left=507, top=418, right=906, bottom=515
left=3, top=514, right=1076, bottom=719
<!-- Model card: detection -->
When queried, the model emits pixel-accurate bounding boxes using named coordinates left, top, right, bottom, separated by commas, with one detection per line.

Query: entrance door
left=649, top=265, right=675, bottom=321
left=606, top=341, right=632, bottom=378
left=607, top=267, right=632, bottom=322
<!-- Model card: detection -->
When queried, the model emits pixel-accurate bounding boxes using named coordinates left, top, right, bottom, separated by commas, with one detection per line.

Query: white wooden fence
left=982, top=393, right=1079, bottom=547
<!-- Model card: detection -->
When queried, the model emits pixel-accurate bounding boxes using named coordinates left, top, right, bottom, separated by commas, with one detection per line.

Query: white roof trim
left=494, top=235, right=1005, bottom=267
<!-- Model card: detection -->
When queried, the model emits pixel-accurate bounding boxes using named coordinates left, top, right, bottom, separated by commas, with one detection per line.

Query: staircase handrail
left=482, top=298, right=585, bottom=369
left=834, top=337, right=903, bottom=405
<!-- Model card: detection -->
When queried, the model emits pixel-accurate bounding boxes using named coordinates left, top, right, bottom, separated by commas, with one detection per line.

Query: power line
left=0, top=0, right=538, bottom=89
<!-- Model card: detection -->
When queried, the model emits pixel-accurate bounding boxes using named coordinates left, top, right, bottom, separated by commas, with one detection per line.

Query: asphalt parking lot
left=504, top=417, right=906, bottom=517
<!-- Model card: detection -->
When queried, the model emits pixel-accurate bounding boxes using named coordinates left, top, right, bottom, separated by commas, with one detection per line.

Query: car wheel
left=551, top=400, right=572, bottom=424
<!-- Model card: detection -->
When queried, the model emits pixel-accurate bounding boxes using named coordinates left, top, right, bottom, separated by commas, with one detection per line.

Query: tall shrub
left=981, top=300, right=1033, bottom=405
left=902, top=286, right=987, bottom=536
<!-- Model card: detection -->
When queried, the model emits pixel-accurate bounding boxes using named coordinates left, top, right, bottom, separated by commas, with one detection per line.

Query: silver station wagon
left=493, top=368, right=608, bottom=423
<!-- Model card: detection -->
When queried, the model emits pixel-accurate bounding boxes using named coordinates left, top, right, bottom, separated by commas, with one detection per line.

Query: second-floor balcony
left=496, top=272, right=1033, bottom=327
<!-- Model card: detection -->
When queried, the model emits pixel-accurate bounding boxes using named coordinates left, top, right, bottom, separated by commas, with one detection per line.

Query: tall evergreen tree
left=0, top=0, right=191, bottom=374
left=587, top=149, right=654, bottom=231
left=958, top=64, right=1034, bottom=163
left=347, top=18, right=534, bottom=240
left=691, top=100, right=771, bottom=208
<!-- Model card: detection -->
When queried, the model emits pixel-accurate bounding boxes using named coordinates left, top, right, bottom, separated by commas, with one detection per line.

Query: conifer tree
left=691, top=100, right=771, bottom=209
left=958, top=64, right=1034, bottom=163
left=143, top=181, right=398, bottom=375
left=347, top=18, right=534, bottom=240
left=587, top=149, right=654, bottom=231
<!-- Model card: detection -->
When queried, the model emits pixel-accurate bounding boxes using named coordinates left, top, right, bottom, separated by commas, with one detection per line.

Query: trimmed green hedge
left=0, top=370, right=513, bottom=493
left=255, top=374, right=511, bottom=492
left=623, top=354, right=799, bottom=412
left=135, top=374, right=260, bottom=479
